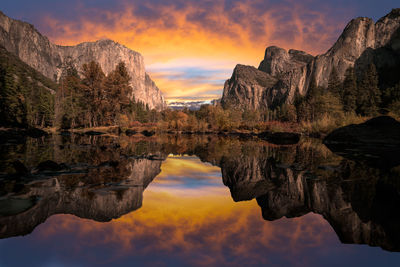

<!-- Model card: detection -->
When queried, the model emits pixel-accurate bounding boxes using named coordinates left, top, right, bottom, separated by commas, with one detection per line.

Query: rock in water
left=12, top=160, right=29, bottom=175
left=323, top=116, right=400, bottom=167
left=0, top=11, right=166, bottom=110
left=36, top=160, right=65, bottom=172
left=258, top=132, right=301, bottom=145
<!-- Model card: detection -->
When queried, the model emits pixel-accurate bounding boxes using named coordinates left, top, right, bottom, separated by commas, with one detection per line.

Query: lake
left=0, top=134, right=400, bottom=267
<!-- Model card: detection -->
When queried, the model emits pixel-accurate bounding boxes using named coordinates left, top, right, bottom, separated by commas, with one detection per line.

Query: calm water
left=0, top=134, right=400, bottom=267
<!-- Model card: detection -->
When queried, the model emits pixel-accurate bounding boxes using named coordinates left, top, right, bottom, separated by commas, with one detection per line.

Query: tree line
left=56, top=61, right=159, bottom=129
left=1, top=49, right=399, bottom=133
left=291, top=63, right=400, bottom=123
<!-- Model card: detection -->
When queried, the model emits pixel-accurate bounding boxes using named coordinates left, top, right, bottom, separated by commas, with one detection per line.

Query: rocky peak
left=221, top=9, right=400, bottom=110
left=375, top=8, right=400, bottom=48
left=0, top=11, right=166, bottom=110
left=221, top=64, right=278, bottom=110
left=324, top=17, right=375, bottom=60
left=258, top=46, right=313, bottom=76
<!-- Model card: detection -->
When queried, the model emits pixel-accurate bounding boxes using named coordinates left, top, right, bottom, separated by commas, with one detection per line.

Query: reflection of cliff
left=2, top=134, right=400, bottom=252
left=0, top=156, right=164, bottom=239
left=216, top=142, right=400, bottom=252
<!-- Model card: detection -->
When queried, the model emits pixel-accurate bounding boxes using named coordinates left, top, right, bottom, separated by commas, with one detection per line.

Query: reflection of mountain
left=0, top=153, right=164, bottom=239
left=214, top=143, right=400, bottom=252
left=2, top=135, right=400, bottom=252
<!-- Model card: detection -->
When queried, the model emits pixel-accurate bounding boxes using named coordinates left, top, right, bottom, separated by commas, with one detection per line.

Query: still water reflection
left=0, top=135, right=400, bottom=266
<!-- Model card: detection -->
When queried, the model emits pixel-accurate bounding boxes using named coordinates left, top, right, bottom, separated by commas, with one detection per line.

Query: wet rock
left=60, top=131, right=71, bottom=136
left=84, top=131, right=105, bottom=136
left=258, top=132, right=300, bottom=145
left=98, top=161, right=119, bottom=168
left=141, top=130, right=155, bottom=137
left=12, top=160, right=29, bottom=175
left=36, top=160, right=65, bottom=172
left=324, top=116, right=400, bottom=167
left=25, top=128, right=48, bottom=138
left=125, top=129, right=137, bottom=136
left=324, top=116, right=400, bottom=145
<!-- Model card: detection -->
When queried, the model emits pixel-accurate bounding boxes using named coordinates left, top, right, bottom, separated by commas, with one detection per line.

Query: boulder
left=36, top=160, right=66, bottom=172
left=258, top=132, right=300, bottom=145
left=141, top=130, right=155, bottom=137
left=125, top=129, right=137, bottom=136
left=324, top=116, right=400, bottom=167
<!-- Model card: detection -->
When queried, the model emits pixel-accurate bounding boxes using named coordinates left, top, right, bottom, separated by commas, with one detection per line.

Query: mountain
left=0, top=11, right=166, bottom=110
left=221, top=8, right=400, bottom=110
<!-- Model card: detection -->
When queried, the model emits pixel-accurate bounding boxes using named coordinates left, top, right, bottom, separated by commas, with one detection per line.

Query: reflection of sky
left=152, top=155, right=222, bottom=194
left=1, top=155, right=400, bottom=266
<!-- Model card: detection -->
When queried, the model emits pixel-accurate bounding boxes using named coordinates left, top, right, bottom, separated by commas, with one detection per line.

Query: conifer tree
left=357, top=63, right=381, bottom=116
left=342, top=67, right=358, bottom=113
left=82, top=61, right=105, bottom=127
left=327, top=66, right=341, bottom=97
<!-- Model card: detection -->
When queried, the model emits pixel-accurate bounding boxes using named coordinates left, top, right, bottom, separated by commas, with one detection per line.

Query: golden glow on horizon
left=36, top=1, right=345, bottom=101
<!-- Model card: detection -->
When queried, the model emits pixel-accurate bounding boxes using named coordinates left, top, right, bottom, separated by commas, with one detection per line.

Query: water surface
left=0, top=135, right=399, bottom=266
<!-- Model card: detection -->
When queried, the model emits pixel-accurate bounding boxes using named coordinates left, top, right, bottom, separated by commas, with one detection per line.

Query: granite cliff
left=221, top=8, right=400, bottom=110
left=0, top=11, right=166, bottom=110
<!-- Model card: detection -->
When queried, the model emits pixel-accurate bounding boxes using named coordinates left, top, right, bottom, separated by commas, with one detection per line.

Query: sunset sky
left=1, top=0, right=398, bottom=103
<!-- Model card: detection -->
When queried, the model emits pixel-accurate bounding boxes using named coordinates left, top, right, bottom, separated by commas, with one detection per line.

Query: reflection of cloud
left=28, top=154, right=336, bottom=266
left=154, top=155, right=222, bottom=192
left=35, top=193, right=335, bottom=267
left=13, top=0, right=353, bottom=101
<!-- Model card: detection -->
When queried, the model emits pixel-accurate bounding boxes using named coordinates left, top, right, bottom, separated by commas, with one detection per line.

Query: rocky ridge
left=0, top=11, right=166, bottom=110
left=221, top=9, right=400, bottom=110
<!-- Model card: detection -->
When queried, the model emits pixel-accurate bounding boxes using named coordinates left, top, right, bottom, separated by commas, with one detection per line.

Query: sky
left=1, top=0, right=399, bottom=103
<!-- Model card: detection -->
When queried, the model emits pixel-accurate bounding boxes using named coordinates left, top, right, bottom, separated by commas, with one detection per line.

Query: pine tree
left=342, top=67, right=358, bottom=113
left=327, top=66, right=341, bottom=97
left=306, top=78, right=324, bottom=121
left=357, top=63, right=381, bottom=116
left=0, top=66, right=27, bottom=126
left=82, top=61, right=105, bottom=127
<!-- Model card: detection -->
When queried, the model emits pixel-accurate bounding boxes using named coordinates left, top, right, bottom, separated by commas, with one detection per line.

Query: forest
left=1, top=45, right=399, bottom=134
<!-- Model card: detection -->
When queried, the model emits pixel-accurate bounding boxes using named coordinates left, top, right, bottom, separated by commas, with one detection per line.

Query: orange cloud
left=35, top=0, right=349, bottom=101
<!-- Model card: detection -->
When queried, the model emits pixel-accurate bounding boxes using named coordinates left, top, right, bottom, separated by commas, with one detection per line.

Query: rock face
left=221, top=9, right=400, bottom=110
left=222, top=65, right=277, bottom=109
left=0, top=11, right=166, bottom=110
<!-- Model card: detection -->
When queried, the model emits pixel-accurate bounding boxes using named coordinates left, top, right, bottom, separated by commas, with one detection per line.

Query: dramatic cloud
left=2, top=0, right=397, bottom=101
